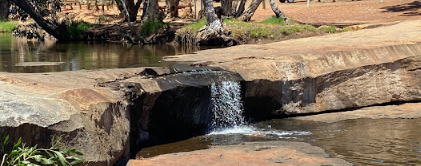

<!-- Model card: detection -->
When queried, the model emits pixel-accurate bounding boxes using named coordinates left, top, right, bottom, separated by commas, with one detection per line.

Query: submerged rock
left=127, top=141, right=352, bottom=166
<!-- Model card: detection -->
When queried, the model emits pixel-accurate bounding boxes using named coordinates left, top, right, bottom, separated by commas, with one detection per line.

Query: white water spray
left=210, top=81, right=245, bottom=130
left=208, top=80, right=311, bottom=138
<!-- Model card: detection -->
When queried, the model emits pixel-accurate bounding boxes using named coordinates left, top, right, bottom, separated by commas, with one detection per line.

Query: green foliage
left=0, top=21, right=19, bottom=33
left=1, top=135, right=84, bottom=166
left=261, top=16, right=286, bottom=26
left=140, top=19, right=168, bottom=36
left=319, top=26, right=337, bottom=33
left=67, top=21, right=91, bottom=39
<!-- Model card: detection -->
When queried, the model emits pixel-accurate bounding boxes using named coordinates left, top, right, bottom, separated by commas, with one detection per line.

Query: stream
left=1, top=34, right=420, bottom=165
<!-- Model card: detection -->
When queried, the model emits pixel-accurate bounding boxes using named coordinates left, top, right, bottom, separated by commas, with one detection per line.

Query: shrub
left=140, top=19, right=168, bottom=36
left=1, top=135, right=84, bottom=166
left=67, top=21, right=91, bottom=38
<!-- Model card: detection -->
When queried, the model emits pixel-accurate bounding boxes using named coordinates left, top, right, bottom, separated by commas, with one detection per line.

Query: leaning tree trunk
left=0, top=0, right=10, bottom=20
left=235, top=0, right=246, bottom=17
left=165, top=0, right=180, bottom=18
left=237, top=0, right=263, bottom=21
left=269, top=0, right=287, bottom=21
left=221, top=0, right=233, bottom=17
left=10, top=0, right=71, bottom=41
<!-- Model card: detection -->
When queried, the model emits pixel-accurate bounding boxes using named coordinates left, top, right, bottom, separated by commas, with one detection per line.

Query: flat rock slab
left=127, top=141, right=352, bottom=166
left=293, top=102, right=421, bottom=123
left=14, top=62, right=65, bottom=66
left=166, top=20, right=421, bottom=74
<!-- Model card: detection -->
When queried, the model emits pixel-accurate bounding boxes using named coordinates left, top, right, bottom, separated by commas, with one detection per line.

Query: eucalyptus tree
left=269, top=0, right=287, bottom=21
left=115, top=0, right=143, bottom=22
left=9, top=0, right=72, bottom=40
left=142, top=0, right=162, bottom=20
left=236, top=0, right=263, bottom=21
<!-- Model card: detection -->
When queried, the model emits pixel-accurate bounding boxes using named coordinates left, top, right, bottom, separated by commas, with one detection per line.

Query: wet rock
left=293, top=102, right=421, bottom=123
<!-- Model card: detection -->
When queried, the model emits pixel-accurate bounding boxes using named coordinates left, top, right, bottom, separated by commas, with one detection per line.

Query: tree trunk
left=203, top=0, right=222, bottom=30
left=142, top=0, right=162, bottom=20
left=127, top=0, right=143, bottom=22
left=221, top=0, right=233, bottom=17
left=269, top=0, right=287, bottom=21
left=234, top=0, right=246, bottom=17
left=237, top=0, right=263, bottom=21
left=115, top=0, right=126, bottom=17
left=0, top=0, right=10, bottom=20
left=165, top=0, right=180, bottom=18
left=10, top=0, right=71, bottom=41
left=116, top=0, right=143, bottom=22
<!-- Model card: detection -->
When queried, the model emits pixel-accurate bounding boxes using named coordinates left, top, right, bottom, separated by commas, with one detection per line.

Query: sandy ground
left=61, top=0, right=421, bottom=25
left=256, top=0, right=421, bottom=24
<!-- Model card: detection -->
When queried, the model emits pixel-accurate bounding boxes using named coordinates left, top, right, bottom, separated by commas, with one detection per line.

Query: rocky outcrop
left=0, top=69, right=138, bottom=166
left=0, top=66, right=243, bottom=165
left=166, top=20, right=421, bottom=118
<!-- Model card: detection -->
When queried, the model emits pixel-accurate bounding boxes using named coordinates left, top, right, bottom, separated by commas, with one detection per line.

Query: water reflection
left=137, top=118, right=421, bottom=165
left=0, top=33, right=199, bottom=73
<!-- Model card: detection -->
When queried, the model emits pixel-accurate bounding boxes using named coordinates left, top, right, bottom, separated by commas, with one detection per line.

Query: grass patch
left=319, top=25, right=337, bottom=33
left=0, top=21, right=19, bottom=32
left=176, top=17, right=350, bottom=45
left=67, top=21, right=91, bottom=38
left=261, top=16, right=286, bottom=26
left=140, top=19, right=169, bottom=36
left=183, top=19, right=207, bottom=31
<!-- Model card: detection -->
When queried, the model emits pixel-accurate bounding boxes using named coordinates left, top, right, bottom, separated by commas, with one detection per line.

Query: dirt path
left=253, top=0, right=421, bottom=24
left=61, top=0, right=421, bottom=25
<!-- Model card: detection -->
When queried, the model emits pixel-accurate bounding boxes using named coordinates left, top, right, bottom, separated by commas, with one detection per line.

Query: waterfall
left=210, top=81, right=246, bottom=130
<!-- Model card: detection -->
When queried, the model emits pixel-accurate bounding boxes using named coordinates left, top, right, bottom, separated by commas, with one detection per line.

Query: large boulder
left=0, top=66, right=243, bottom=165
left=166, top=20, right=421, bottom=117
left=0, top=69, right=140, bottom=166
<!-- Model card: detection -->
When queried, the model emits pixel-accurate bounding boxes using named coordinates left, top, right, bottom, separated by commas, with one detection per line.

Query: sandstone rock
left=166, top=20, right=421, bottom=116
left=127, top=141, right=352, bottom=166
left=0, top=67, right=243, bottom=165
left=0, top=68, right=141, bottom=166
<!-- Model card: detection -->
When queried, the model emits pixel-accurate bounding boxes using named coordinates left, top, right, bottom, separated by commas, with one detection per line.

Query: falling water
left=210, top=81, right=246, bottom=130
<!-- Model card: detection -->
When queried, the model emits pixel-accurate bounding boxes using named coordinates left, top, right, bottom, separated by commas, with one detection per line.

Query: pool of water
left=137, top=118, right=421, bottom=165
left=0, top=33, right=199, bottom=73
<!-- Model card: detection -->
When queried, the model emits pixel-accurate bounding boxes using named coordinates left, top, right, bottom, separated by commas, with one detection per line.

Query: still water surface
left=138, top=118, right=421, bottom=165
left=0, top=33, right=198, bottom=73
